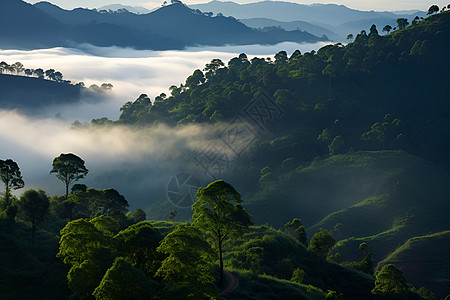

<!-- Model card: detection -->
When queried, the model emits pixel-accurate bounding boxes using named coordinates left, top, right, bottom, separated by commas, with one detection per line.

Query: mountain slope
left=240, top=17, right=339, bottom=40
left=190, top=0, right=396, bottom=26
left=32, top=1, right=326, bottom=48
left=377, top=231, right=450, bottom=298
left=0, top=0, right=66, bottom=48
left=0, top=74, right=83, bottom=112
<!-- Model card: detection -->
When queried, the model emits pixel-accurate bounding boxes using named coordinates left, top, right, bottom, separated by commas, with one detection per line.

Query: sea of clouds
left=0, top=42, right=329, bottom=210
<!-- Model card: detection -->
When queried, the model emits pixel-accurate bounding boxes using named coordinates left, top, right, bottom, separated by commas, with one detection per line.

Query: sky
left=24, top=0, right=448, bottom=12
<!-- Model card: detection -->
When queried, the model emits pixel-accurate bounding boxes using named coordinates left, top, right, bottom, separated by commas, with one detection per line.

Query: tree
left=274, top=50, right=288, bottom=64
left=396, top=18, right=409, bottom=30
left=369, top=24, right=378, bottom=35
left=115, top=222, right=163, bottom=275
left=193, top=180, right=252, bottom=286
left=133, top=208, right=146, bottom=222
left=58, top=218, right=117, bottom=298
left=284, top=218, right=307, bottom=246
left=291, top=267, right=306, bottom=284
left=427, top=5, right=439, bottom=15
left=12, top=62, right=24, bottom=74
left=382, top=25, right=392, bottom=34
left=309, top=228, right=335, bottom=259
left=371, top=264, right=408, bottom=296
left=328, top=135, right=344, bottom=155
left=346, top=34, right=353, bottom=41
left=45, top=69, right=55, bottom=80
left=93, top=257, right=157, bottom=300
left=204, top=58, right=225, bottom=79
left=17, top=189, right=50, bottom=244
left=33, top=68, right=44, bottom=79
left=50, top=153, right=88, bottom=201
left=156, top=224, right=217, bottom=299
left=356, top=242, right=374, bottom=275
left=0, top=159, right=25, bottom=207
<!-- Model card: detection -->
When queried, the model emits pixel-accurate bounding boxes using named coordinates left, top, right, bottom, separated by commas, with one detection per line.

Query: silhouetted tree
left=396, top=18, right=409, bottom=30
left=427, top=5, right=439, bottom=15
left=309, top=229, right=335, bottom=259
left=193, top=180, right=252, bottom=286
left=346, top=34, right=354, bottom=41
left=17, top=189, right=50, bottom=244
left=369, top=24, right=378, bottom=35
left=382, top=25, right=392, bottom=33
left=0, top=159, right=25, bottom=207
left=50, top=153, right=88, bottom=201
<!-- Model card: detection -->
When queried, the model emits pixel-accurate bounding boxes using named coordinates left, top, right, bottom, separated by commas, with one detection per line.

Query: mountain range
left=0, top=0, right=326, bottom=50
left=191, top=0, right=426, bottom=41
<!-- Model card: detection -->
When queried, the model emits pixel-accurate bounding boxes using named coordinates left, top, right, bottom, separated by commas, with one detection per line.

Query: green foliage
left=133, top=208, right=147, bottom=222
left=193, top=180, right=252, bottom=285
left=92, top=257, right=158, bottom=300
left=0, top=158, right=25, bottom=206
left=291, top=267, right=306, bottom=284
left=50, top=153, right=88, bottom=200
left=17, top=189, right=50, bottom=243
left=372, top=264, right=408, bottom=296
left=156, top=224, right=218, bottom=299
left=114, top=222, right=163, bottom=275
left=309, top=229, right=336, bottom=259
left=284, top=218, right=308, bottom=246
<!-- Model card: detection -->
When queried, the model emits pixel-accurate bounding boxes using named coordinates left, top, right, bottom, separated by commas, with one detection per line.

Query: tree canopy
left=50, top=153, right=88, bottom=201
left=193, top=180, right=252, bottom=285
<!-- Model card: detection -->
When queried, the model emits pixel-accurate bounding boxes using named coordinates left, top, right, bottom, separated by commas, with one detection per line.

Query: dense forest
left=1, top=6, right=450, bottom=300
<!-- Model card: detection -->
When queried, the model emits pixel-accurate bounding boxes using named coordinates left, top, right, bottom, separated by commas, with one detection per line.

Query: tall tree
left=17, top=189, right=49, bottom=244
left=0, top=159, right=25, bottom=207
left=193, top=180, right=252, bottom=286
left=427, top=5, right=439, bottom=15
left=396, top=18, right=409, bottom=30
left=50, top=153, right=88, bottom=201
left=284, top=218, right=308, bottom=246
left=156, top=224, right=217, bottom=299
left=93, top=257, right=157, bottom=300
left=371, top=264, right=408, bottom=296
left=382, top=25, right=392, bottom=34
left=308, top=228, right=335, bottom=259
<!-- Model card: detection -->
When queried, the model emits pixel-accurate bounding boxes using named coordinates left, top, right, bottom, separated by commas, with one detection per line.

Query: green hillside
left=377, top=231, right=450, bottom=298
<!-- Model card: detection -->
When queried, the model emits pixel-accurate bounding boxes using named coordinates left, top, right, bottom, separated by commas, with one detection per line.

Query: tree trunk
left=65, top=181, right=69, bottom=201
left=219, top=237, right=224, bottom=287
left=32, top=219, right=35, bottom=245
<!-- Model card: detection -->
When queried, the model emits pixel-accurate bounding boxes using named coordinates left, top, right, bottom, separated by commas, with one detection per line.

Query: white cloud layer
left=0, top=42, right=328, bottom=121
left=0, top=42, right=326, bottom=208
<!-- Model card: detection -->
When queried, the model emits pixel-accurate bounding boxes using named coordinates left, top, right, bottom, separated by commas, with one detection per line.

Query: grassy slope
left=225, top=270, right=326, bottom=300
left=377, top=231, right=450, bottom=298
left=223, top=225, right=375, bottom=299
left=245, top=150, right=450, bottom=270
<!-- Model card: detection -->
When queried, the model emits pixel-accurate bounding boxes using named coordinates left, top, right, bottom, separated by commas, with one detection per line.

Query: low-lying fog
left=0, top=41, right=329, bottom=213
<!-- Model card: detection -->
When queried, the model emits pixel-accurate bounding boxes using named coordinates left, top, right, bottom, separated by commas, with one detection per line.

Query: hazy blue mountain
left=0, top=0, right=66, bottom=49
left=98, top=4, right=152, bottom=14
left=33, top=1, right=326, bottom=47
left=190, top=0, right=392, bottom=26
left=191, top=0, right=427, bottom=41
left=240, top=17, right=339, bottom=41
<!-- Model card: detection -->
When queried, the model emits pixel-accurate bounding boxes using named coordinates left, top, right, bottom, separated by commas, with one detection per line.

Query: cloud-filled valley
left=1, top=42, right=329, bottom=209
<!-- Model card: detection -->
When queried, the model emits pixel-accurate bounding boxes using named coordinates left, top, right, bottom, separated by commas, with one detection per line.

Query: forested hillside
left=1, top=6, right=450, bottom=300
